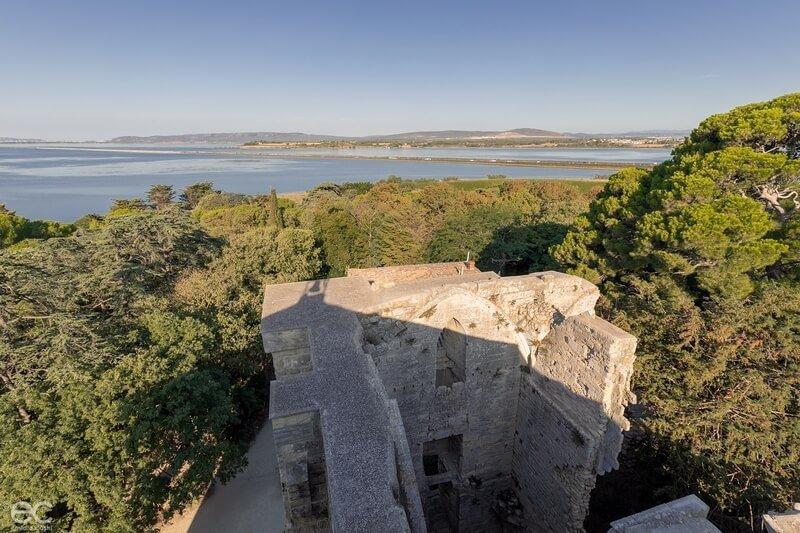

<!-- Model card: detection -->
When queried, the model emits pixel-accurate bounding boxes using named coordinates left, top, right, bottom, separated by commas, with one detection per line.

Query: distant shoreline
left=34, top=146, right=655, bottom=171
left=240, top=141, right=677, bottom=150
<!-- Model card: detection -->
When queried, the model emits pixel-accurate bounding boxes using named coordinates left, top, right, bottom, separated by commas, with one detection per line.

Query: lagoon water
left=242, top=145, right=671, bottom=163
left=0, top=144, right=671, bottom=221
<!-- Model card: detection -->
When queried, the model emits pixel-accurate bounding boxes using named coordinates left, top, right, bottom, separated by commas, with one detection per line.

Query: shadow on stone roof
left=260, top=265, right=638, bottom=533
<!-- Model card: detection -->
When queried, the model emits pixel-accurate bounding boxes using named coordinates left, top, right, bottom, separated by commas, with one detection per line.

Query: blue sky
left=1, top=0, right=798, bottom=140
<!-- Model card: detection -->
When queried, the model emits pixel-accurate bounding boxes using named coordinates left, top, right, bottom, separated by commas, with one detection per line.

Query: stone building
left=763, top=503, right=800, bottom=533
left=262, top=262, right=637, bottom=532
left=608, top=495, right=721, bottom=532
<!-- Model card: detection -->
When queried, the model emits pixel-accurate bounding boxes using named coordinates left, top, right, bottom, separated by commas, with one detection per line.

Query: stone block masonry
left=262, top=263, right=637, bottom=532
left=608, top=495, right=721, bottom=532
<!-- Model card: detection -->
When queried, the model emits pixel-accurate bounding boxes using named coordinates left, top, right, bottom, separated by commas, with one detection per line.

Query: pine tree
left=551, top=93, right=800, bottom=524
left=268, top=187, right=284, bottom=229
left=147, top=184, right=175, bottom=210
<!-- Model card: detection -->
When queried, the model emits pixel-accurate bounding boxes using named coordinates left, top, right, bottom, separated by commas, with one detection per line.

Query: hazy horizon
left=0, top=127, right=694, bottom=143
left=2, top=0, right=798, bottom=141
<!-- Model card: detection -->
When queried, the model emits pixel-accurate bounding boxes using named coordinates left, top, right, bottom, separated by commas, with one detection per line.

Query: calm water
left=0, top=144, right=671, bottom=221
left=242, top=145, right=671, bottom=163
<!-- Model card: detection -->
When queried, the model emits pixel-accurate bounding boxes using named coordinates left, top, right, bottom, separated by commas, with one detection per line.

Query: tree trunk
left=757, top=187, right=787, bottom=215
left=0, top=369, right=33, bottom=424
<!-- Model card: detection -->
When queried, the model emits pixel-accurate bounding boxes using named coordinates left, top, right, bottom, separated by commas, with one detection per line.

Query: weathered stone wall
left=609, top=494, right=720, bottom=532
left=264, top=277, right=417, bottom=533
left=271, top=411, right=330, bottom=532
left=348, top=262, right=478, bottom=287
left=361, top=291, right=524, bottom=532
left=513, top=373, right=598, bottom=532
left=763, top=502, right=800, bottom=533
left=264, top=266, right=637, bottom=533
left=358, top=273, right=636, bottom=532
left=265, top=327, right=312, bottom=378
left=513, top=312, right=636, bottom=531
left=386, top=398, right=427, bottom=533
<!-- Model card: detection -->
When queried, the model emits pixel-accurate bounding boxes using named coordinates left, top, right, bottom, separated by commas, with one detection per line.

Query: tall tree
left=0, top=211, right=246, bottom=531
left=179, top=181, right=217, bottom=209
left=268, top=187, right=284, bottom=229
left=109, top=197, right=147, bottom=214
left=175, top=227, right=321, bottom=366
left=551, top=93, right=800, bottom=526
left=147, top=184, right=175, bottom=210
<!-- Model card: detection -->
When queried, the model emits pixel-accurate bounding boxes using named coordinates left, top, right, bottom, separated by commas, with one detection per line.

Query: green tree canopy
left=552, top=93, right=800, bottom=525
left=267, top=187, right=284, bottom=229
left=0, top=211, right=284, bottom=531
left=108, top=198, right=148, bottom=216
left=179, top=181, right=218, bottom=209
left=147, top=184, right=175, bottom=210
left=0, top=173, right=604, bottom=530
left=0, top=205, right=74, bottom=249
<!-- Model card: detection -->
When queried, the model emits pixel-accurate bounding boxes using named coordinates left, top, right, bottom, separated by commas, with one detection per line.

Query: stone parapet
left=262, top=264, right=637, bottom=532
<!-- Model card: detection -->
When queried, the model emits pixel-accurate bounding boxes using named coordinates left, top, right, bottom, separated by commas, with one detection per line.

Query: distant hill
left=103, top=128, right=687, bottom=144
left=367, top=128, right=569, bottom=141
left=108, top=129, right=570, bottom=144
left=107, top=132, right=345, bottom=144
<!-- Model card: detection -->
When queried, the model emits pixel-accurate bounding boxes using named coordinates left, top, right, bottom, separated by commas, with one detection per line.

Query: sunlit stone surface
left=262, top=262, right=637, bottom=532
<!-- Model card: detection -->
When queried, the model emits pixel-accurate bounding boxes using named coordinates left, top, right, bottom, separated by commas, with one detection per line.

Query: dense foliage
left=0, top=175, right=594, bottom=530
left=0, top=204, right=74, bottom=248
left=3, top=94, right=796, bottom=532
left=0, top=206, right=320, bottom=530
left=553, top=94, right=800, bottom=528
left=300, top=177, right=596, bottom=275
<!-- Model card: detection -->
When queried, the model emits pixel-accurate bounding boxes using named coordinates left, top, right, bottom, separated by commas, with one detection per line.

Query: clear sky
left=1, top=0, right=798, bottom=140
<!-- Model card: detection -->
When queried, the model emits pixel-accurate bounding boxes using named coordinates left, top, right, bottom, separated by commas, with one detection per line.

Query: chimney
left=467, top=260, right=475, bottom=270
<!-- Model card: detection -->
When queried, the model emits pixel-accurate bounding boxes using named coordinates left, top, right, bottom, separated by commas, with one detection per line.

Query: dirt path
left=160, top=421, right=286, bottom=533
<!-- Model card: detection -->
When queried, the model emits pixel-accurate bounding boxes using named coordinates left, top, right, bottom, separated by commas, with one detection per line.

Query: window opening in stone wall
left=435, top=318, right=467, bottom=387
left=422, top=435, right=463, bottom=479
